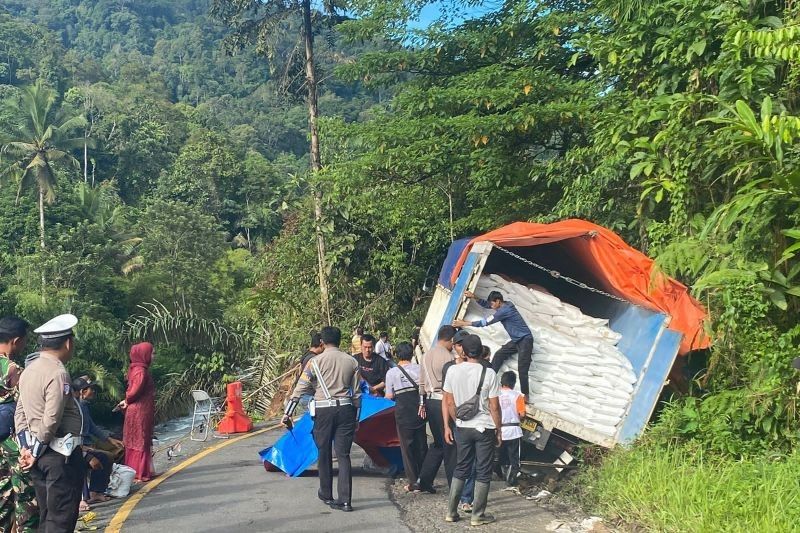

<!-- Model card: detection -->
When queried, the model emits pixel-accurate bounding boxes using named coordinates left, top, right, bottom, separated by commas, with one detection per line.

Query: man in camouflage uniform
left=0, top=317, right=38, bottom=533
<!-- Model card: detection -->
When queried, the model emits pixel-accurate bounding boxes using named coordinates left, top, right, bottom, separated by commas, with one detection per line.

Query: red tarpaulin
left=450, top=220, right=709, bottom=355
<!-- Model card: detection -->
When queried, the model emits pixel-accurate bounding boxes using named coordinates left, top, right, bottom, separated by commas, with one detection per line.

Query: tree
left=64, top=85, right=104, bottom=185
left=0, top=81, right=85, bottom=252
left=212, top=0, right=347, bottom=324
left=134, top=199, right=226, bottom=316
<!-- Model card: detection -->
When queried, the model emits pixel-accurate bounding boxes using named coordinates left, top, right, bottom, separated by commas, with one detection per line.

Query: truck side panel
left=436, top=244, right=493, bottom=331
left=420, top=286, right=451, bottom=351
left=617, top=328, right=682, bottom=443
left=437, top=252, right=477, bottom=331
left=609, top=305, right=670, bottom=375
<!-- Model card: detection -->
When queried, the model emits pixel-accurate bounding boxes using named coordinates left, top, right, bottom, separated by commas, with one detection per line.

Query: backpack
left=0, top=401, right=15, bottom=441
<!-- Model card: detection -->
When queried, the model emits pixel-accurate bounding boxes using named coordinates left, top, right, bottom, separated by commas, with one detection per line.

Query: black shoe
left=329, top=501, right=353, bottom=512
left=419, top=484, right=437, bottom=494
left=317, top=490, right=334, bottom=505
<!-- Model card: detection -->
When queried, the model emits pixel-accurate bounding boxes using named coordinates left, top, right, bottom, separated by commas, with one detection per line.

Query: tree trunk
left=447, top=176, right=454, bottom=243
left=84, top=139, right=88, bottom=183
left=302, top=0, right=331, bottom=324
left=38, top=188, right=45, bottom=251
left=39, top=188, right=46, bottom=302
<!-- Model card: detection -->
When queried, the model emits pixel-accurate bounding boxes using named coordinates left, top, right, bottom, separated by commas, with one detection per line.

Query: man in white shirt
left=498, top=371, right=525, bottom=486
left=384, top=342, right=426, bottom=492
left=442, top=335, right=501, bottom=526
left=375, top=332, right=393, bottom=362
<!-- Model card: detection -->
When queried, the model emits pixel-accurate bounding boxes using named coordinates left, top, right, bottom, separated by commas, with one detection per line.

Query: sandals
left=405, top=484, right=422, bottom=493
left=79, top=501, right=91, bottom=512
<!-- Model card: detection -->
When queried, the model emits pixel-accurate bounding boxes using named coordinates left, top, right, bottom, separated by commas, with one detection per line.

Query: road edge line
left=105, top=423, right=279, bottom=532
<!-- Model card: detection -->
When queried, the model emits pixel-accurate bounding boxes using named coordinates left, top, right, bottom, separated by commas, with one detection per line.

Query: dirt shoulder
left=388, top=473, right=614, bottom=533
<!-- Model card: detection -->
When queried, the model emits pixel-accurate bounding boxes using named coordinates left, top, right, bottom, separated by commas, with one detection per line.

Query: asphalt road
left=118, top=428, right=410, bottom=532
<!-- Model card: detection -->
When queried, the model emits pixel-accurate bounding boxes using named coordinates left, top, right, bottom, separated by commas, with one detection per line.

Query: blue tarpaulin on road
left=259, top=393, right=401, bottom=477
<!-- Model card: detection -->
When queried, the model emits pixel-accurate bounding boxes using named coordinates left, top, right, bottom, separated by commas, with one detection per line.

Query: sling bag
left=455, top=365, right=487, bottom=422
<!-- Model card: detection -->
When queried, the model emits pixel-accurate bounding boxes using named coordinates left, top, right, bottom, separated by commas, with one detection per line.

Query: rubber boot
left=445, top=478, right=465, bottom=522
left=470, top=481, right=496, bottom=526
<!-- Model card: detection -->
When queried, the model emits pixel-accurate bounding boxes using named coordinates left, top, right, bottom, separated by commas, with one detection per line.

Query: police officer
left=15, top=314, right=85, bottom=533
left=282, top=326, right=360, bottom=512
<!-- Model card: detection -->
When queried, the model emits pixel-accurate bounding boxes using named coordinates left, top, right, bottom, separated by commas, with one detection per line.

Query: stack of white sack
left=461, top=273, right=636, bottom=437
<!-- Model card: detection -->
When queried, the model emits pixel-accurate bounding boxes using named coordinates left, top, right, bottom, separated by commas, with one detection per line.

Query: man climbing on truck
left=453, top=290, right=534, bottom=399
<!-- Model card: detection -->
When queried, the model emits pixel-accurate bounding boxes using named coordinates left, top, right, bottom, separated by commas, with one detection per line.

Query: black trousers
left=498, top=437, right=521, bottom=486
left=418, top=398, right=456, bottom=489
left=491, top=336, right=534, bottom=396
left=313, top=405, right=356, bottom=505
left=396, top=421, right=427, bottom=487
left=453, top=427, right=496, bottom=484
left=31, top=448, right=86, bottom=533
left=85, top=450, right=112, bottom=494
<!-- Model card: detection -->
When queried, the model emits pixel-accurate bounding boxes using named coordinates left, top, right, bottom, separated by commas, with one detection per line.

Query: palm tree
left=0, top=81, right=86, bottom=251
left=75, top=182, right=144, bottom=275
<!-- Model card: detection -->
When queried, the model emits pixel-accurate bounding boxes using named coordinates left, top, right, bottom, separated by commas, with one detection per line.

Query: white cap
left=34, top=314, right=78, bottom=340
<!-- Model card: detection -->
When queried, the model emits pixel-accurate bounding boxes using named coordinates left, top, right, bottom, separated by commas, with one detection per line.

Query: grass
left=578, top=442, right=800, bottom=532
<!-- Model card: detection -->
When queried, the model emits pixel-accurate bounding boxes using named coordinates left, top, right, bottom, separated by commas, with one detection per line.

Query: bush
left=580, top=442, right=800, bottom=532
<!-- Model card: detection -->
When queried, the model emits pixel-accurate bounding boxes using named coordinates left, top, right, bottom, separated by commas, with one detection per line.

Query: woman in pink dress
left=118, top=342, right=156, bottom=482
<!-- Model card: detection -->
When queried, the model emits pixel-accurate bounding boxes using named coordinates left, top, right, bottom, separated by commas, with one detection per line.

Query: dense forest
left=2, top=0, right=800, bottom=529
left=0, top=0, right=382, bottom=413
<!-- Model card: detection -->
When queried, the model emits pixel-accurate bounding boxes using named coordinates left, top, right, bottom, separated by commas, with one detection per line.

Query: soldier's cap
left=0, top=316, right=29, bottom=336
left=453, top=329, right=471, bottom=345
left=72, top=376, right=96, bottom=391
left=461, top=334, right=483, bottom=358
left=34, top=314, right=78, bottom=340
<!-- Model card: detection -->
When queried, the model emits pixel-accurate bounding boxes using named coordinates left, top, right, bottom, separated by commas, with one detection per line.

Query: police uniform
left=285, top=345, right=360, bottom=511
left=15, top=315, right=85, bottom=533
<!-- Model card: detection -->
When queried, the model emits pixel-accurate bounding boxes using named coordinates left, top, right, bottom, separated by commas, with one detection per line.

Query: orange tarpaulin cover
left=451, top=220, right=709, bottom=355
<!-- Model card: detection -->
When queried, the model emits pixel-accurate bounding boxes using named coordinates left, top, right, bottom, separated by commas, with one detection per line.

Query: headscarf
left=129, top=342, right=153, bottom=369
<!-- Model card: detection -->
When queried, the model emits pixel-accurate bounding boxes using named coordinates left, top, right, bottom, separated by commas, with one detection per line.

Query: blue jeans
left=460, top=461, right=477, bottom=504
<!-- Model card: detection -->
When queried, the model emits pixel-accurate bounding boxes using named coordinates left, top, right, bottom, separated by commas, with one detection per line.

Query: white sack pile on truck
left=463, top=274, right=636, bottom=437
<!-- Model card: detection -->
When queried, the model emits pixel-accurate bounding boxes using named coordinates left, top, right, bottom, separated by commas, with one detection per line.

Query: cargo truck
left=419, top=220, right=708, bottom=451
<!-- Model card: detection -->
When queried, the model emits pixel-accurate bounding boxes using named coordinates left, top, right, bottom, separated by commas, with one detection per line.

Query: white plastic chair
left=190, top=390, right=223, bottom=442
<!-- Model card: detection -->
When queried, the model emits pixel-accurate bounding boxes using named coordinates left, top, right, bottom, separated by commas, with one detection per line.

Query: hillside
left=0, top=0, right=379, bottom=415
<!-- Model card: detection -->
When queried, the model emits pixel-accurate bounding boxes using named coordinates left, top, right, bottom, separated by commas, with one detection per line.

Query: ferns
left=123, top=300, right=247, bottom=351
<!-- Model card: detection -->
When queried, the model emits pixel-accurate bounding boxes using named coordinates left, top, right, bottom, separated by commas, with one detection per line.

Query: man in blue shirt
left=453, top=290, right=534, bottom=398
left=73, top=376, right=123, bottom=506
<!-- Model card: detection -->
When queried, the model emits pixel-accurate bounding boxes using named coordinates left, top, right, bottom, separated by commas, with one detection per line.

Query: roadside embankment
left=577, top=442, right=800, bottom=532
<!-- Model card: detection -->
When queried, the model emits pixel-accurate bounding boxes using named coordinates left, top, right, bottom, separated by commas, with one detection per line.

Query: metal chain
left=492, top=244, right=628, bottom=303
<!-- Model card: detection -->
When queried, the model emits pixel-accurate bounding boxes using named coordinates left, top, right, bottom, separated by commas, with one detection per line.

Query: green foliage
left=133, top=199, right=226, bottom=315
left=579, top=441, right=800, bottom=532
left=0, top=0, right=376, bottom=419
